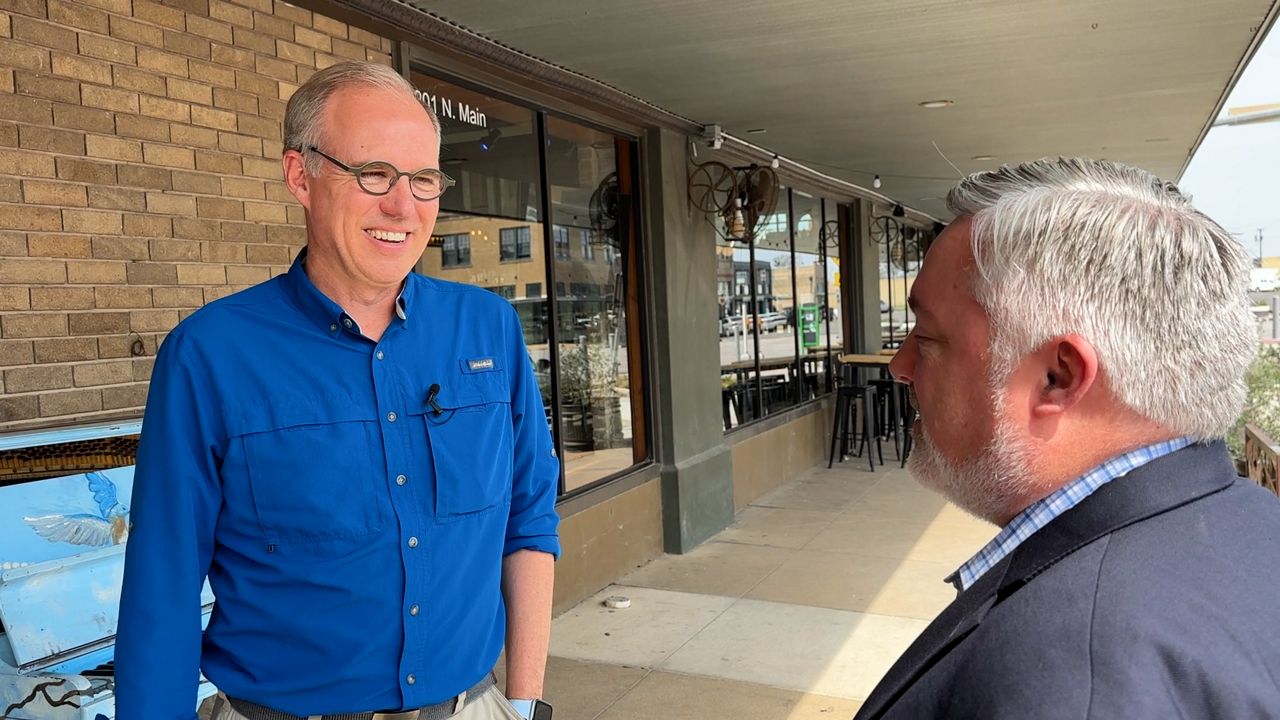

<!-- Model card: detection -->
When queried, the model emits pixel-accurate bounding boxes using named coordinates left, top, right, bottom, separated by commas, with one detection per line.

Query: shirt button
left=406, top=674, right=416, bottom=685
left=329, top=323, right=338, bottom=332
left=342, top=317, right=353, bottom=328
left=376, top=350, right=385, bottom=360
left=387, top=411, right=397, bottom=422
left=407, top=536, right=418, bottom=548
left=396, top=474, right=407, bottom=486
left=409, top=604, right=419, bottom=616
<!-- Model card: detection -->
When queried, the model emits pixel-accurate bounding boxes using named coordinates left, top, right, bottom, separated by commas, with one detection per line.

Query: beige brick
left=126, top=260, right=178, bottom=284
left=254, top=53, right=295, bottom=82
left=239, top=156, right=280, bottom=180
left=236, top=0, right=272, bottom=12
left=143, top=143, right=196, bottom=169
left=2, top=0, right=46, bottom=17
left=0, top=204, right=61, bottom=231
left=50, top=52, right=110, bottom=84
left=137, top=46, right=189, bottom=77
left=211, top=43, right=254, bottom=70
left=0, top=228, right=25, bottom=254
left=2, top=312, right=68, bottom=338
left=113, top=65, right=168, bottom=95
left=172, top=217, right=220, bottom=241
left=56, top=157, right=116, bottom=184
left=196, top=196, right=243, bottom=220
left=6, top=364, right=73, bottom=391
left=177, top=262, right=226, bottom=284
left=0, top=122, right=14, bottom=148
left=122, top=212, right=172, bottom=237
left=171, top=169, right=221, bottom=194
left=213, top=86, right=257, bottom=113
left=167, top=76, right=212, bottom=104
left=30, top=285, right=94, bottom=309
left=0, top=37, right=52, bottom=71
left=69, top=311, right=129, bottom=335
left=0, top=257, right=67, bottom=283
left=82, top=84, right=140, bottom=113
left=243, top=201, right=286, bottom=223
left=0, top=69, right=12, bottom=94
left=62, top=208, right=122, bottom=235
left=15, top=69, right=79, bottom=103
left=87, top=134, right=144, bottom=162
left=0, top=394, right=40, bottom=423
left=311, top=14, right=345, bottom=39
left=117, top=164, right=170, bottom=189
left=77, top=0, right=132, bottom=13
left=330, top=38, right=365, bottom=61
left=293, top=25, right=331, bottom=52
left=200, top=239, right=244, bottom=262
left=78, top=33, right=136, bottom=64
left=99, top=333, right=157, bottom=358
left=23, top=179, right=87, bottom=207
left=0, top=12, right=9, bottom=37
left=0, top=148, right=55, bottom=176
left=0, top=92, right=52, bottom=124
left=217, top=131, right=259, bottom=155
left=234, top=68, right=275, bottom=96
left=266, top=222, right=304, bottom=246
left=33, top=337, right=96, bottom=363
left=133, top=356, right=154, bottom=381
left=139, top=95, right=191, bottom=123
left=264, top=181, right=291, bottom=203
left=194, top=149, right=240, bottom=174
left=116, top=114, right=171, bottom=142
left=251, top=10, right=291, bottom=39
left=162, top=0, right=209, bottom=15
left=220, top=220, right=263, bottom=242
left=145, top=191, right=197, bottom=216
left=103, top=382, right=148, bottom=410
left=49, top=0, right=109, bottom=34
left=109, top=16, right=165, bottom=49
left=349, top=26, right=383, bottom=50
left=163, top=30, right=210, bottom=60
left=13, top=16, right=77, bottom=51
left=210, top=0, right=253, bottom=28
left=0, top=340, right=35, bottom=366
left=189, top=59, right=236, bottom=88
left=129, top=308, right=179, bottom=332
left=134, top=0, right=186, bottom=30
left=52, top=103, right=114, bottom=133
left=0, top=177, right=20, bottom=203
left=28, top=234, right=91, bottom=258
left=89, top=187, right=148, bottom=212
left=221, top=176, right=265, bottom=199
left=66, top=259, right=126, bottom=284
left=170, top=122, right=219, bottom=149
left=91, top=235, right=150, bottom=259
left=226, top=263, right=268, bottom=284
left=191, top=104, right=237, bottom=130
left=19, top=124, right=84, bottom=154
left=236, top=112, right=278, bottom=140
left=274, top=38, right=312, bottom=65
left=94, top=285, right=154, bottom=309
left=152, top=286, right=203, bottom=307
left=273, top=0, right=311, bottom=25
left=202, top=286, right=234, bottom=303
left=39, top=388, right=103, bottom=416
left=186, top=15, right=233, bottom=44
left=149, top=237, right=201, bottom=260
left=285, top=205, right=304, bottom=225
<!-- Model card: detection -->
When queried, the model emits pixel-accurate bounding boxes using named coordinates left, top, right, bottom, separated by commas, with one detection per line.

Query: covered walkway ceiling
left=406, top=0, right=1277, bottom=219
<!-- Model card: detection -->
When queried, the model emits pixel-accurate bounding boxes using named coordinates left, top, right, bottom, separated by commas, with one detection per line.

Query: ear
left=282, top=149, right=312, bottom=210
left=1031, top=334, right=1098, bottom=419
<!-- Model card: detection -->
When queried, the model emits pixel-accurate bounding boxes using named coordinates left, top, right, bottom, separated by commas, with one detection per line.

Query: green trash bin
left=799, top=303, right=821, bottom=348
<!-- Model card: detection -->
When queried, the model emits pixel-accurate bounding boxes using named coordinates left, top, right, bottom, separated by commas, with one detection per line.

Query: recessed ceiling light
left=746, top=128, right=767, bottom=134
left=971, top=155, right=995, bottom=161
left=918, top=100, right=954, bottom=109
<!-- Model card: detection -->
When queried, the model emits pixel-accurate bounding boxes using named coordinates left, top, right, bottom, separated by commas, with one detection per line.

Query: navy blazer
left=854, top=441, right=1280, bottom=719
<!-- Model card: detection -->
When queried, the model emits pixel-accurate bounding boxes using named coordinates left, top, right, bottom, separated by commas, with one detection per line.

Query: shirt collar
left=282, top=247, right=413, bottom=335
left=945, top=436, right=1195, bottom=593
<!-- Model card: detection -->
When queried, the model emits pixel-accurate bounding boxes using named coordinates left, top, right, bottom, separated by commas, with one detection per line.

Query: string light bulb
left=873, top=175, right=882, bottom=189
left=770, top=155, right=780, bottom=169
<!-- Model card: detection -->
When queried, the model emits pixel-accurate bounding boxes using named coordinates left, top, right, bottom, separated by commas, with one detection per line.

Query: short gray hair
left=947, top=157, right=1255, bottom=440
left=283, top=61, right=441, bottom=174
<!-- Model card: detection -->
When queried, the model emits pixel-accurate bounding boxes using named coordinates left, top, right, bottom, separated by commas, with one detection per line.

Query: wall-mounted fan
left=687, top=160, right=779, bottom=244
left=589, top=172, right=620, bottom=242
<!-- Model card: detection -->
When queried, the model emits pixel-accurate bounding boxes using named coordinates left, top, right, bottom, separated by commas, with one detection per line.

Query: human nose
left=889, top=337, right=915, bottom=384
left=379, top=174, right=417, bottom=217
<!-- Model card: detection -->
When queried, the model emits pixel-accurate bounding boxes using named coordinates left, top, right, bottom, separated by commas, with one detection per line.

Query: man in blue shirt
left=116, top=61, right=559, bottom=720
left=855, top=158, right=1280, bottom=718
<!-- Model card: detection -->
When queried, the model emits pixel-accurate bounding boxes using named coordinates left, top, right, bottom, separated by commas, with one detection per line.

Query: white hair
left=946, top=157, right=1255, bottom=441
left=283, top=61, right=440, bottom=175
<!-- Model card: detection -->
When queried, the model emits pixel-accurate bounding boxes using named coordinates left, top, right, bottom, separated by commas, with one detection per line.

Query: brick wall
left=0, top=0, right=392, bottom=430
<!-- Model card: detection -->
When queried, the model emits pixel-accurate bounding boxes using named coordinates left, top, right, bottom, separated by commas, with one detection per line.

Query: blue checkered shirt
left=946, top=437, right=1195, bottom=592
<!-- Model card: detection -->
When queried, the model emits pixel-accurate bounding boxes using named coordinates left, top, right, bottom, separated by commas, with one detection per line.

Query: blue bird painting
left=23, top=471, right=130, bottom=547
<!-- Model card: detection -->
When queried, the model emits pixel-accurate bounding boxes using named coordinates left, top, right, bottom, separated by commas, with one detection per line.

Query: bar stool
left=828, top=370, right=881, bottom=471
left=869, top=378, right=902, bottom=460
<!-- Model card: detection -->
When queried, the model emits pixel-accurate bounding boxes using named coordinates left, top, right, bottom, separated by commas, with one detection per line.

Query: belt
left=227, top=673, right=496, bottom=720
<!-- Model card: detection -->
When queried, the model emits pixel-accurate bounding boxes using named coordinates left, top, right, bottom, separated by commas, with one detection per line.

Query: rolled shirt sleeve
left=503, top=305, right=561, bottom=559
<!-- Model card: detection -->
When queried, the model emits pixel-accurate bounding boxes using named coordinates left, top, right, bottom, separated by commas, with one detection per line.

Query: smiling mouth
left=367, top=229, right=409, bottom=244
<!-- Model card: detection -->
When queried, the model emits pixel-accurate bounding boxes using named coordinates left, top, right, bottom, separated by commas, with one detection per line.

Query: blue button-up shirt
left=116, top=252, right=561, bottom=719
left=947, top=437, right=1194, bottom=592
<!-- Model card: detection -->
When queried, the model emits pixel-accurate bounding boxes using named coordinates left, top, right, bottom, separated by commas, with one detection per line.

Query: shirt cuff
left=507, top=698, right=535, bottom=719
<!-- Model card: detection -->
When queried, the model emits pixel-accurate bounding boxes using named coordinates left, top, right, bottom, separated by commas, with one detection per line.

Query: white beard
left=906, top=404, right=1036, bottom=526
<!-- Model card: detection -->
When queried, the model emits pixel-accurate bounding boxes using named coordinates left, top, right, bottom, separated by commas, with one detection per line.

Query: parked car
left=754, top=312, right=788, bottom=332
left=720, top=315, right=744, bottom=336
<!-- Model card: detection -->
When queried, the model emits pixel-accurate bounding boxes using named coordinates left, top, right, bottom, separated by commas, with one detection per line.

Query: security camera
left=702, top=124, right=723, bottom=150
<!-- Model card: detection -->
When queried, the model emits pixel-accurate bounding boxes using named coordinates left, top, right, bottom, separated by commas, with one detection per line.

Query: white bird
left=24, top=471, right=130, bottom=547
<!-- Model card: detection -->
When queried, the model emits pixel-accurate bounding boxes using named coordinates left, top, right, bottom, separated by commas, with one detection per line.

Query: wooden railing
left=1244, top=424, right=1280, bottom=496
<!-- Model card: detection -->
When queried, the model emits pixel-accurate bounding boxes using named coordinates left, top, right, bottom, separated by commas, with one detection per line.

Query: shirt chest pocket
left=239, top=402, right=386, bottom=551
left=422, top=372, right=513, bottom=522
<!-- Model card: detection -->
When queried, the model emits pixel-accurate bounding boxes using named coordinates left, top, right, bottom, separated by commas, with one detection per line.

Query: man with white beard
left=853, top=158, right=1280, bottom=720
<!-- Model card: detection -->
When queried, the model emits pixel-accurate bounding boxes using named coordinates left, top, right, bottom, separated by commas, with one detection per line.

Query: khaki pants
left=209, top=684, right=523, bottom=720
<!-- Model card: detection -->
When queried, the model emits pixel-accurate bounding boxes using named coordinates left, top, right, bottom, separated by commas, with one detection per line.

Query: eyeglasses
left=307, top=147, right=455, bottom=201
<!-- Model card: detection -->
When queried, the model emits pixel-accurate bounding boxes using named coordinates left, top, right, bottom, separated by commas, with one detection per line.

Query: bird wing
left=24, top=514, right=114, bottom=547
left=86, top=471, right=119, bottom=519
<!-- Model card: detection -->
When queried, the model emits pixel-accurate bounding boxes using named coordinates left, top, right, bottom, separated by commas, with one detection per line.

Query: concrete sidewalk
left=533, top=459, right=997, bottom=719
